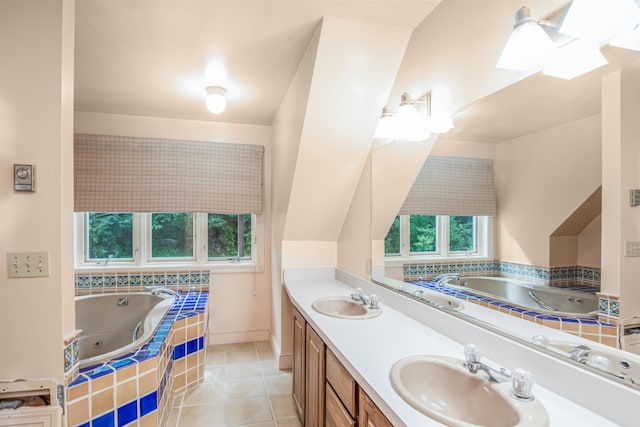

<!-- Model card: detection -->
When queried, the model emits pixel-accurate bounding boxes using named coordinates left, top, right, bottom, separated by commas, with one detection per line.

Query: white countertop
left=284, top=270, right=621, bottom=427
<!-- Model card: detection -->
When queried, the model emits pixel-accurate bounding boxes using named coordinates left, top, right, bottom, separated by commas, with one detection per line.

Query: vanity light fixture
left=205, top=85, right=227, bottom=114
left=542, top=39, right=608, bottom=80
left=559, top=0, right=640, bottom=43
left=374, top=91, right=452, bottom=142
left=496, top=6, right=558, bottom=71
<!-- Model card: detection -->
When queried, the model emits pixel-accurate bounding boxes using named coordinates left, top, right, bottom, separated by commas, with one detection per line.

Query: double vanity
left=284, top=268, right=637, bottom=426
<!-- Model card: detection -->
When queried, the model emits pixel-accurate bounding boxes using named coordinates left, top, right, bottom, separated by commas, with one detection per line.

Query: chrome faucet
left=463, top=344, right=534, bottom=401
left=146, top=286, right=180, bottom=298
left=432, top=273, right=460, bottom=285
left=351, top=288, right=380, bottom=309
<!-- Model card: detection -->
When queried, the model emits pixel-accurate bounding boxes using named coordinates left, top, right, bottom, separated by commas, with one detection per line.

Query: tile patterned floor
left=166, top=341, right=302, bottom=427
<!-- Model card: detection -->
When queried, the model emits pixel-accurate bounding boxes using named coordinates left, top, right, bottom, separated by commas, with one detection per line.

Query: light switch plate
left=625, top=242, right=640, bottom=257
left=7, top=252, right=49, bottom=278
left=631, top=189, right=640, bottom=207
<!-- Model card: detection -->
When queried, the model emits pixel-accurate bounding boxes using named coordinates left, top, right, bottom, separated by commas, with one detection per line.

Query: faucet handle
left=369, top=295, right=379, bottom=309
left=464, top=343, right=482, bottom=363
left=511, top=368, right=534, bottom=401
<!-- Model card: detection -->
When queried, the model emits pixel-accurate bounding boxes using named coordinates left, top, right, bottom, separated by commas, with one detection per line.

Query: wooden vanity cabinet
left=325, top=349, right=357, bottom=426
left=292, top=307, right=306, bottom=419
left=292, top=305, right=392, bottom=427
left=305, top=323, right=325, bottom=427
left=358, top=388, right=393, bottom=427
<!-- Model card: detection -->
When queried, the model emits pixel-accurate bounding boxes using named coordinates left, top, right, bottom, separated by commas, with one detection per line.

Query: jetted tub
left=447, top=277, right=598, bottom=318
left=76, top=293, right=173, bottom=367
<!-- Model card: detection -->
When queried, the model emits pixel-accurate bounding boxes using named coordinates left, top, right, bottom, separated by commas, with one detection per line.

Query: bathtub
left=446, top=277, right=598, bottom=317
left=76, top=293, right=173, bottom=367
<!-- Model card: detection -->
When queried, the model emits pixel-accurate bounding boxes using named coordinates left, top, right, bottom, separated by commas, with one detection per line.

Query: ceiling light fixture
left=205, top=85, right=227, bottom=114
left=496, top=6, right=558, bottom=71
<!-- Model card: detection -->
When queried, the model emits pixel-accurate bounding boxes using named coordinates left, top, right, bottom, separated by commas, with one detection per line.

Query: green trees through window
left=384, top=215, right=479, bottom=257
left=84, top=212, right=253, bottom=263
left=87, top=213, right=133, bottom=259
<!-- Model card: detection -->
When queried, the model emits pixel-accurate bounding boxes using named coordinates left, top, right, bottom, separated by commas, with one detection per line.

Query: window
left=385, top=215, right=487, bottom=259
left=77, top=212, right=256, bottom=267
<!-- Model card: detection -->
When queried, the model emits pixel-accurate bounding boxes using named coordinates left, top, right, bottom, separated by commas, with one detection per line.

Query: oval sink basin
left=312, top=297, right=382, bottom=319
left=413, top=289, right=465, bottom=311
left=390, top=356, right=549, bottom=427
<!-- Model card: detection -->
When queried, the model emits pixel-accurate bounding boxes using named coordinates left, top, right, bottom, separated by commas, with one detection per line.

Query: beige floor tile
left=165, top=407, right=181, bottom=426
left=204, top=366, right=225, bottom=383
left=208, top=344, right=226, bottom=353
left=206, top=350, right=226, bottom=366
left=255, top=340, right=272, bottom=352
left=257, top=348, right=276, bottom=361
left=269, top=394, right=297, bottom=418
left=226, top=397, right=273, bottom=426
left=182, top=381, right=226, bottom=406
left=225, top=342, right=257, bottom=352
left=276, top=416, right=303, bottom=427
left=238, top=422, right=275, bottom=427
left=264, top=375, right=292, bottom=395
left=179, top=401, right=226, bottom=427
left=227, top=349, right=259, bottom=365
left=261, top=361, right=290, bottom=377
left=227, top=377, right=267, bottom=400
left=227, top=362, right=262, bottom=380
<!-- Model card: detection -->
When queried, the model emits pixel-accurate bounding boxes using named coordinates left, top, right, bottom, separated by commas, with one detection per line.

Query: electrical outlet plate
left=625, top=242, right=640, bottom=257
left=7, top=252, right=49, bottom=278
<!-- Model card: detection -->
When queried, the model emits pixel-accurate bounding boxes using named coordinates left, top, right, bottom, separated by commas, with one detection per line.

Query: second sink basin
left=312, top=297, right=382, bottom=319
left=390, top=355, right=549, bottom=427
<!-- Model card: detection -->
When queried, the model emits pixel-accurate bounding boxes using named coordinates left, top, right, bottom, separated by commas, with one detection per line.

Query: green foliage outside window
left=384, top=216, right=400, bottom=255
left=410, top=215, right=437, bottom=253
left=449, top=216, right=475, bottom=252
left=208, top=213, right=252, bottom=258
left=87, top=213, right=133, bottom=259
left=151, top=213, right=194, bottom=258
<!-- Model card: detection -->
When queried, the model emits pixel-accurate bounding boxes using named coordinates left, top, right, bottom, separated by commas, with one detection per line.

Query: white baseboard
left=208, top=330, right=270, bottom=345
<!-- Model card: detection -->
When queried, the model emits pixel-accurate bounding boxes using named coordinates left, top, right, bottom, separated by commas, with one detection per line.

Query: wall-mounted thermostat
left=14, top=164, right=35, bottom=192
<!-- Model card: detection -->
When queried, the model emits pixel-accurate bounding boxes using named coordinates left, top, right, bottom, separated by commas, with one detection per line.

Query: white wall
left=495, top=115, right=601, bottom=267
left=0, top=0, right=75, bottom=382
left=75, top=112, right=273, bottom=344
left=601, top=70, right=640, bottom=318
left=578, top=215, right=601, bottom=267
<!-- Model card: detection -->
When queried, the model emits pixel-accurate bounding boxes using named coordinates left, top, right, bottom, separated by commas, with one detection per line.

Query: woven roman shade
left=74, top=134, right=264, bottom=214
left=398, top=156, right=497, bottom=216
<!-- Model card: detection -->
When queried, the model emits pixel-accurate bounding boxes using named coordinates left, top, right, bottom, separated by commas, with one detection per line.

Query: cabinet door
left=358, top=388, right=393, bottom=427
left=305, top=324, right=325, bottom=427
left=325, top=349, right=356, bottom=417
left=292, top=307, right=306, bottom=420
left=325, top=383, right=356, bottom=427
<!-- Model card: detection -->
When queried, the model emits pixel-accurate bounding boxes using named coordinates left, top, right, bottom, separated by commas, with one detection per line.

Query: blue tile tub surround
left=69, top=291, right=209, bottom=427
left=402, top=260, right=600, bottom=288
left=409, top=279, right=613, bottom=327
left=75, top=269, right=210, bottom=294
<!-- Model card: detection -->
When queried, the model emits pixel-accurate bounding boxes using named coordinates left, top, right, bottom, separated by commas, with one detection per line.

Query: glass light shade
left=496, top=21, right=558, bottom=70
left=559, top=0, right=640, bottom=43
left=425, top=95, right=454, bottom=133
left=205, top=86, right=227, bottom=114
left=610, top=25, right=640, bottom=51
left=373, top=115, right=396, bottom=140
left=395, top=103, right=430, bottom=141
left=542, top=40, right=608, bottom=80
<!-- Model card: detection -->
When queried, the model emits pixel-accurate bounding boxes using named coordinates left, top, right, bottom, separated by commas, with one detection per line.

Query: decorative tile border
left=75, top=270, right=210, bottom=295
left=402, top=260, right=600, bottom=289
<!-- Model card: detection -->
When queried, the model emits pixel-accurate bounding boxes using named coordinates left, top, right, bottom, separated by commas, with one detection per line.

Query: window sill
left=75, top=262, right=263, bottom=274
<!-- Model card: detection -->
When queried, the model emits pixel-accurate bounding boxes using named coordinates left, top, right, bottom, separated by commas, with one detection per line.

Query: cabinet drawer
left=325, top=383, right=356, bottom=427
left=325, top=349, right=356, bottom=417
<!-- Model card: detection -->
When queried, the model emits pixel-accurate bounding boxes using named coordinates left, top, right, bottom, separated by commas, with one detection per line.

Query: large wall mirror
left=370, top=44, right=640, bottom=390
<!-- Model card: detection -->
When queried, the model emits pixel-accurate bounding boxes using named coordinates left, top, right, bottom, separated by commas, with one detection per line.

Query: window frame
left=385, top=215, right=491, bottom=263
left=74, top=211, right=262, bottom=273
